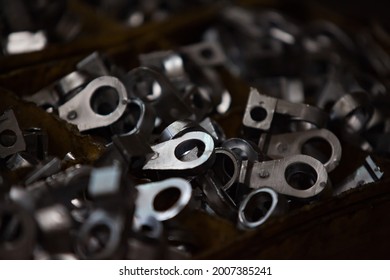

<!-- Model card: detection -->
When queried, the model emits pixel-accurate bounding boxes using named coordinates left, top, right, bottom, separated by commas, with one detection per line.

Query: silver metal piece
left=180, top=41, right=227, bottom=67
left=158, top=120, right=204, bottom=142
left=88, top=165, right=121, bottom=198
left=143, top=131, right=215, bottom=175
left=240, top=155, right=329, bottom=199
left=75, top=209, right=125, bottom=259
left=24, top=157, right=62, bottom=185
left=199, top=117, right=226, bottom=142
left=63, top=152, right=76, bottom=163
left=76, top=52, right=110, bottom=77
left=110, top=98, right=156, bottom=137
left=196, top=148, right=240, bottom=221
left=134, top=178, right=192, bottom=226
left=162, top=54, right=186, bottom=79
left=334, top=156, right=384, bottom=195
left=127, top=216, right=165, bottom=260
left=243, top=88, right=327, bottom=131
left=58, top=76, right=127, bottom=131
left=238, top=187, right=286, bottom=229
left=6, top=152, right=38, bottom=171
left=23, top=127, right=48, bottom=161
left=258, top=129, right=342, bottom=172
left=330, top=91, right=374, bottom=133
left=25, top=52, right=111, bottom=109
left=0, top=110, right=26, bottom=159
left=0, top=203, right=37, bottom=259
left=222, top=138, right=261, bottom=162
left=57, top=71, right=89, bottom=96
left=124, top=67, right=193, bottom=124
left=3, top=31, right=47, bottom=55
left=216, top=90, right=232, bottom=115
left=35, top=204, right=72, bottom=234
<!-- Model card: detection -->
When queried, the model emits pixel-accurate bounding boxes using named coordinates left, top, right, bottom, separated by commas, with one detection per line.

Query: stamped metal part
left=200, top=117, right=226, bottom=143
left=135, top=178, right=192, bottom=225
left=143, top=131, right=215, bottom=175
left=330, top=91, right=374, bottom=133
left=128, top=216, right=165, bottom=260
left=75, top=209, right=125, bottom=259
left=3, top=31, right=47, bottom=55
left=180, top=41, right=227, bottom=67
left=124, top=67, right=193, bottom=124
left=56, top=71, right=90, bottom=96
left=0, top=110, right=26, bottom=159
left=24, top=157, right=62, bottom=185
left=0, top=203, right=36, bottom=259
left=157, top=120, right=205, bottom=142
left=240, top=154, right=329, bottom=199
left=243, top=89, right=277, bottom=131
left=111, top=134, right=154, bottom=170
left=25, top=52, right=111, bottom=110
left=259, top=129, right=342, bottom=172
left=196, top=148, right=240, bottom=221
left=34, top=204, right=73, bottom=252
left=238, top=187, right=286, bottom=229
left=334, top=156, right=384, bottom=195
left=88, top=165, right=122, bottom=198
left=222, top=138, right=262, bottom=162
left=110, top=98, right=156, bottom=138
left=23, top=128, right=48, bottom=161
left=58, top=76, right=127, bottom=131
left=6, top=152, right=39, bottom=171
left=243, top=88, right=327, bottom=131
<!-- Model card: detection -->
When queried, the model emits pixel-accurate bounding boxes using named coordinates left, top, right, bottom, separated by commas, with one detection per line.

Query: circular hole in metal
left=200, top=48, right=214, bottom=59
left=243, top=191, right=273, bottom=223
left=0, top=212, right=23, bottom=244
left=140, top=224, right=153, bottom=233
left=153, top=187, right=181, bottom=212
left=90, top=86, right=119, bottom=116
left=111, top=102, right=141, bottom=134
left=174, top=139, right=205, bottom=162
left=285, top=162, right=318, bottom=190
left=0, top=130, right=17, bottom=147
left=301, top=137, right=332, bottom=164
left=250, top=107, right=267, bottom=122
left=83, top=224, right=110, bottom=255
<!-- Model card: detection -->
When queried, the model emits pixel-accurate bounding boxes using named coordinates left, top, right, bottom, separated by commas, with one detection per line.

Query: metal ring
left=238, top=187, right=279, bottom=229
left=135, top=178, right=192, bottom=222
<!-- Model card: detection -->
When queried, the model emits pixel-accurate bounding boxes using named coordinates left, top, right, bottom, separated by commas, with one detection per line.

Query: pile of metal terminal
left=1, top=5, right=389, bottom=259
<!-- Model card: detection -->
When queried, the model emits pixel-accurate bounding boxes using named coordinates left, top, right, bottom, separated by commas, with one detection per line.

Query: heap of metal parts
left=1, top=6, right=388, bottom=259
